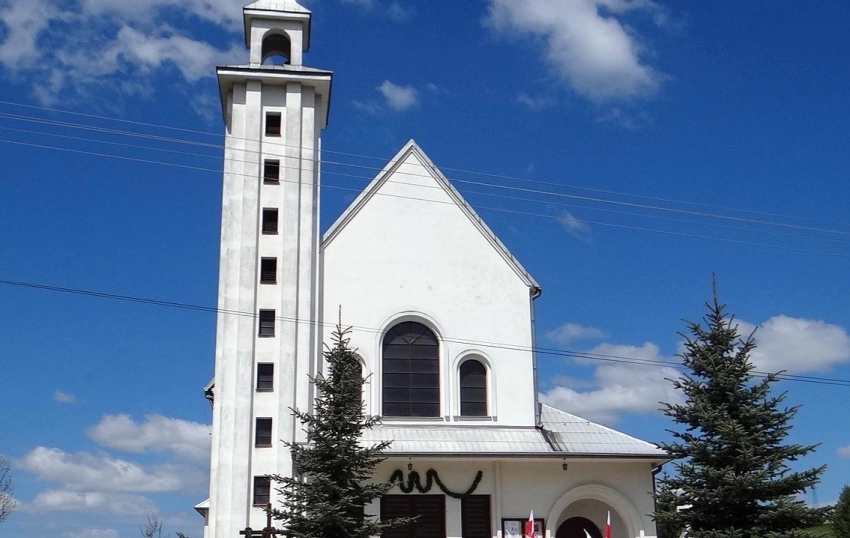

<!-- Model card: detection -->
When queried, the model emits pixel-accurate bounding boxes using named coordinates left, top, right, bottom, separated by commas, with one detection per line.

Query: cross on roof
left=239, top=504, right=283, bottom=538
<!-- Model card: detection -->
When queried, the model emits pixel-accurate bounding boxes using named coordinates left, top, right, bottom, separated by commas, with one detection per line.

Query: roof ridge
left=321, top=140, right=540, bottom=293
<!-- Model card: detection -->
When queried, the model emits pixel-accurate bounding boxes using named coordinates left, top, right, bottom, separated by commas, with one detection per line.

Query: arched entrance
left=556, top=517, right=602, bottom=538
left=547, top=484, right=644, bottom=538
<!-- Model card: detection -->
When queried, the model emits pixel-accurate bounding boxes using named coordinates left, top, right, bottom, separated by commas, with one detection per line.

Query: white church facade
left=200, top=2, right=668, bottom=538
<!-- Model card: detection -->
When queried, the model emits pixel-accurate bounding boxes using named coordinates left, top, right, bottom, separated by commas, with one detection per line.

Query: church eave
left=216, top=65, right=333, bottom=128
left=380, top=452, right=669, bottom=463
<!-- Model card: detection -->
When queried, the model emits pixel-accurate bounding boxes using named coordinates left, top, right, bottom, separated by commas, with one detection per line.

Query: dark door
left=556, top=517, right=602, bottom=538
left=381, top=494, right=446, bottom=538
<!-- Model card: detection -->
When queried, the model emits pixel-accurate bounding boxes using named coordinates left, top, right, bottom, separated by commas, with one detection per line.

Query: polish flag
left=605, top=511, right=612, bottom=538
left=526, top=511, right=535, bottom=538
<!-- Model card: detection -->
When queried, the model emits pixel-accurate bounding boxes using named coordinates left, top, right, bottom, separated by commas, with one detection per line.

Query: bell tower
left=207, top=1, right=332, bottom=537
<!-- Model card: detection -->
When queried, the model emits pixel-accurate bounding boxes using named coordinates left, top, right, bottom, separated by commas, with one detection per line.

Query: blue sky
left=1, top=0, right=850, bottom=536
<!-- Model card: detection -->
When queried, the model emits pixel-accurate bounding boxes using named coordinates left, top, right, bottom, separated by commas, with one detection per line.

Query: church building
left=199, top=2, right=668, bottom=538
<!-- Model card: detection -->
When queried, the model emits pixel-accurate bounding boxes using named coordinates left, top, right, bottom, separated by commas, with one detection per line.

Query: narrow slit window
left=264, top=160, right=280, bottom=184
left=253, top=476, right=271, bottom=506
left=262, top=208, right=279, bottom=235
left=255, top=418, right=272, bottom=447
left=258, top=310, right=275, bottom=337
left=257, top=363, right=274, bottom=391
left=265, top=113, right=281, bottom=137
left=260, top=258, right=277, bottom=284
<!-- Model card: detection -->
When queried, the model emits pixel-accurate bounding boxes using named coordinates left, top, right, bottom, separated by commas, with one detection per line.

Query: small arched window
left=262, top=32, right=291, bottom=65
left=382, top=321, right=440, bottom=417
left=459, top=359, right=487, bottom=417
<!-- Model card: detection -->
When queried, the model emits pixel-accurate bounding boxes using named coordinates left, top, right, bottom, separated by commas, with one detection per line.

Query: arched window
left=262, top=32, right=291, bottom=65
left=459, top=359, right=487, bottom=417
left=382, top=321, right=440, bottom=417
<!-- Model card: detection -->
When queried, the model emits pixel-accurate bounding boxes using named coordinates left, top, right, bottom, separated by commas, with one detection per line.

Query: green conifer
left=834, top=485, right=850, bottom=538
left=655, top=292, right=828, bottom=538
left=271, top=325, right=405, bottom=538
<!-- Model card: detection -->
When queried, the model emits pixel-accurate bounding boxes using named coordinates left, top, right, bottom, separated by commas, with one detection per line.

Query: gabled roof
left=359, top=404, right=668, bottom=461
left=194, top=498, right=209, bottom=517
left=322, top=140, right=541, bottom=296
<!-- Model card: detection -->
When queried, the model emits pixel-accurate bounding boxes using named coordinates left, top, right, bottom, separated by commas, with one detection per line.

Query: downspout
left=530, top=286, right=542, bottom=426
left=651, top=463, right=664, bottom=514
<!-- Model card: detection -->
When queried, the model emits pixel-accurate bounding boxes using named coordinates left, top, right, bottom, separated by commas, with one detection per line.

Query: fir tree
left=655, top=292, right=828, bottom=538
left=834, top=485, right=850, bottom=538
left=271, top=325, right=406, bottom=538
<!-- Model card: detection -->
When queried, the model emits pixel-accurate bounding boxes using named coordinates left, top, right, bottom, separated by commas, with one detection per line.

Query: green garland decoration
left=389, top=468, right=483, bottom=499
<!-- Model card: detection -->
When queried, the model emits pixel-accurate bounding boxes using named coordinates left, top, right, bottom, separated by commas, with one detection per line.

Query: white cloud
left=736, top=316, right=850, bottom=374
left=386, top=2, right=412, bottom=22
left=54, top=391, right=77, bottom=404
left=0, top=0, right=62, bottom=68
left=78, top=0, right=245, bottom=29
left=838, top=445, right=850, bottom=458
left=339, top=0, right=412, bottom=21
left=546, top=323, right=606, bottom=345
left=352, top=99, right=383, bottom=114
left=88, top=414, right=210, bottom=461
left=0, top=0, right=244, bottom=106
left=558, top=211, right=593, bottom=243
left=26, top=489, right=156, bottom=516
left=540, top=342, right=682, bottom=424
left=377, top=80, right=418, bottom=111
left=65, top=528, right=121, bottom=538
left=19, top=447, right=188, bottom=493
left=516, top=93, right=556, bottom=112
left=484, top=0, right=665, bottom=102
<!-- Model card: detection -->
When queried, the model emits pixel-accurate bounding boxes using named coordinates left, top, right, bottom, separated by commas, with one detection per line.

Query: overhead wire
left=2, top=277, right=850, bottom=388
left=1, top=134, right=848, bottom=258
left=3, top=121, right=847, bottom=248
left=2, top=102, right=849, bottom=388
left=2, top=99, right=850, bottom=236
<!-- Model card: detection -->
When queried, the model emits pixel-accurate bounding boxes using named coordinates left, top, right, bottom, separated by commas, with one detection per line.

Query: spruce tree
left=834, top=485, right=850, bottom=538
left=271, top=325, right=404, bottom=538
left=655, top=292, right=828, bottom=538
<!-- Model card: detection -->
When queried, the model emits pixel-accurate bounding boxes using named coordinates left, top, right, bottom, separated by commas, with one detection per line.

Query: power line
left=0, top=134, right=846, bottom=258
left=3, top=99, right=849, bottom=237
left=3, top=121, right=846, bottom=249
left=1, top=135, right=848, bottom=258
left=2, top=278, right=850, bottom=388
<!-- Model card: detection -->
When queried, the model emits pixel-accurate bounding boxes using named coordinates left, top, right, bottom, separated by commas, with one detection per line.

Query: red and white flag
left=525, top=510, right=535, bottom=538
left=605, top=510, right=612, bottom=538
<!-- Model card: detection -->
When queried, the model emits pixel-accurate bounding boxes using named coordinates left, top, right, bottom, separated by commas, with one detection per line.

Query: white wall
left=370, top=458, right=659, bottom=538
left=321, top=147, right=538, bottom=427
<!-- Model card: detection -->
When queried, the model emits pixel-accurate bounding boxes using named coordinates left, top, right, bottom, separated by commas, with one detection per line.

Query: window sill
left=255, top=444, right=273, bottom=448
left=257, top=334, right=275, bottom=338
left=380, top=416, right=448, bottom=423
left=452, top=415, right=497, bottom=422
left=260, top=281, right=277, bottom=285
left=256, top=387, right=274, bottom=392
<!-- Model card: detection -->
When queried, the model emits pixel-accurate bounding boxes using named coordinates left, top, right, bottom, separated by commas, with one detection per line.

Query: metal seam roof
left=360, top=404, right=667, bottom=458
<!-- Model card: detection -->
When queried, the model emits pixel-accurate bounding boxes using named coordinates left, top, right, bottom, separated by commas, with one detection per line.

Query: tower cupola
left=243, top=0, right=312, bottom=66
